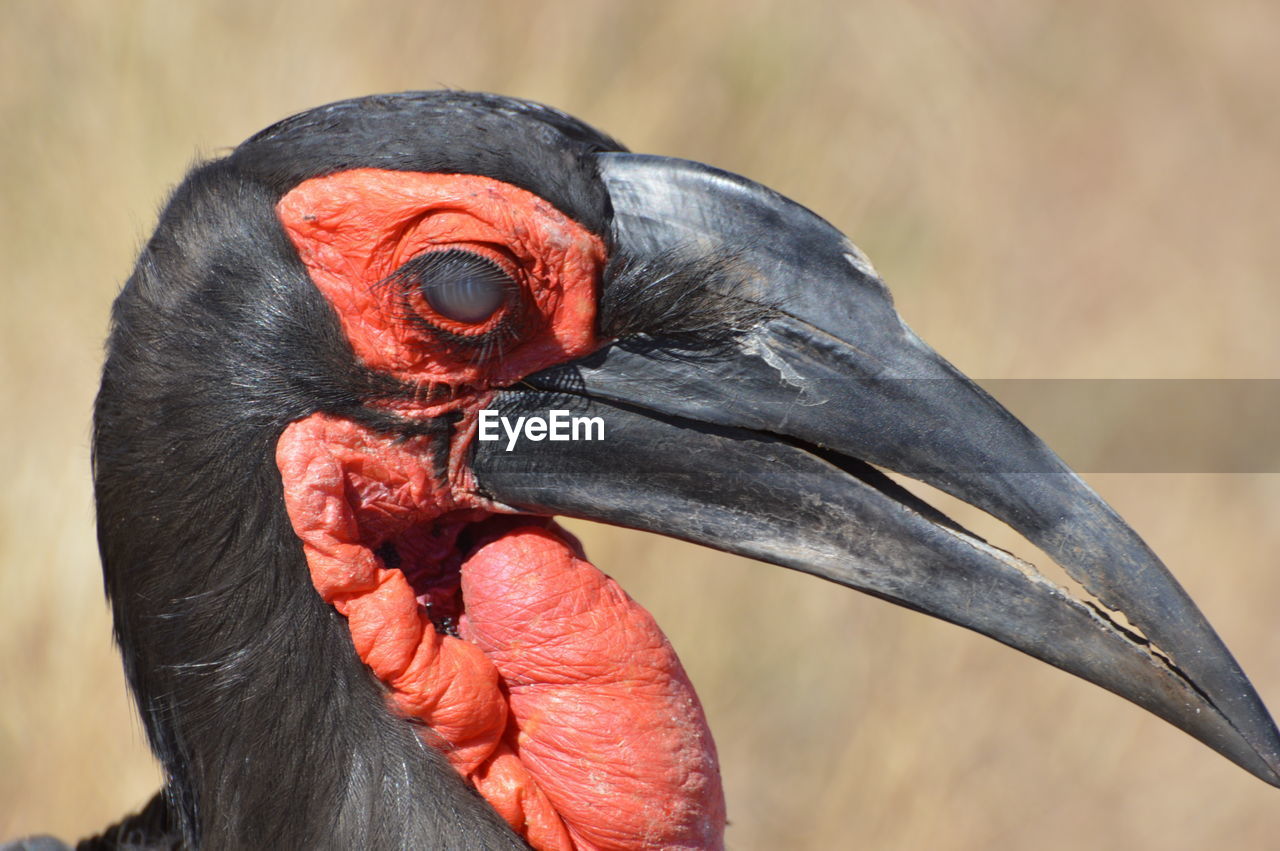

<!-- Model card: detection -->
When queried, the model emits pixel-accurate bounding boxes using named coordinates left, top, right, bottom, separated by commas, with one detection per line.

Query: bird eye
left=411, top=250, right=512, bottom=324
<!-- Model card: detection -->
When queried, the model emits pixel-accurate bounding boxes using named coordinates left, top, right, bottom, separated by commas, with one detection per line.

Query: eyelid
left=414, top=251, right=513, bottom=324
left=390, top=249, right=514, bottom=322
left=385, top=248, right=531, bottom=359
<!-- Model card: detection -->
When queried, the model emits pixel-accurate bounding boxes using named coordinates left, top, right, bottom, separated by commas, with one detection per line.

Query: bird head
left=93, top=91, right=1279, bottom=848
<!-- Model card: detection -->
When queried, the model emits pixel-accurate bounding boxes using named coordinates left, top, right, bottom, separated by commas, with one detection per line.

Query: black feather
left=232, top=90, right=624, bottom=234
left=598, top=244, right=774, bottom=358
left=92, top=91, right=618, bottom=849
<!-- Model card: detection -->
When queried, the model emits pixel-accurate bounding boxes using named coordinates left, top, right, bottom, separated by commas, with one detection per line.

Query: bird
left=9, top=90, right=1279, bottom=850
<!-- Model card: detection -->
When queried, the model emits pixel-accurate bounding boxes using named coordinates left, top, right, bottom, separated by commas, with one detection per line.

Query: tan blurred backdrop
left=2, top=1, right=1278, bottom=848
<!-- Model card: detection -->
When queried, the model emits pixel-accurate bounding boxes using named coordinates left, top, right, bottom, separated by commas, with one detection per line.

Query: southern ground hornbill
left=15, top=91, right=1280, bottom=849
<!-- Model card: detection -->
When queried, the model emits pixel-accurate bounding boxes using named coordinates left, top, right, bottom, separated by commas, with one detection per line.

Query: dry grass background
left=2, top=1, right=1278, bottom=848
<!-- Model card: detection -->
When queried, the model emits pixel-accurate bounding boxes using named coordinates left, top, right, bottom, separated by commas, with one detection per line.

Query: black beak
left=471, top=153, right=1280, bottom=786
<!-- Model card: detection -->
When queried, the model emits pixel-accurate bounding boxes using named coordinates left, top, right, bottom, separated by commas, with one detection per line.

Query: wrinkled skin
left=271, top=170, right=729, bottom=847
left=277, top=412, right=725, bottom=850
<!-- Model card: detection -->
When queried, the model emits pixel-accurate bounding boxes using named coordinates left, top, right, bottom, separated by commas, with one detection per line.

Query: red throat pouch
left=276, top=413, right=726, bottom=850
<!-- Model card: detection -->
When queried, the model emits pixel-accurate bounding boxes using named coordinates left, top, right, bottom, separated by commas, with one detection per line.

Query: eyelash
left=381, top=251, right=529, bottom=360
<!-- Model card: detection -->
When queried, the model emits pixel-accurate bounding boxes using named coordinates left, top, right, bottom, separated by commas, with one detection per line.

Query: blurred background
left=2, top=1, right=1278, bottom=848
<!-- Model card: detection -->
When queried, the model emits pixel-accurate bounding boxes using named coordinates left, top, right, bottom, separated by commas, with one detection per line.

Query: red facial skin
left=278, top=169, right=600, bottom=396
left=274, top=170, right=726, bottom=850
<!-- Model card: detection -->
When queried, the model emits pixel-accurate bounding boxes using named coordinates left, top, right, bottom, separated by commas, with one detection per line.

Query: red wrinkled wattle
left=276, top=414, right=726, bottom=850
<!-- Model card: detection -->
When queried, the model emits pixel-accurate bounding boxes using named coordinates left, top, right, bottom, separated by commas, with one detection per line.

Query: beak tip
left=1225, top=719, right=1280, bottom=787
left=1259, top=745, right=1280, bottom=788
left=1255, top=759, right=1280, bottom=788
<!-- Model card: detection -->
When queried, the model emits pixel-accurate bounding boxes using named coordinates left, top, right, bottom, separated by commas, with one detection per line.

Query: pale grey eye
left=413, top=250, right=512, bottom=324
